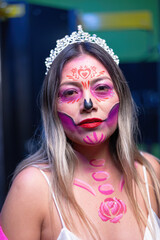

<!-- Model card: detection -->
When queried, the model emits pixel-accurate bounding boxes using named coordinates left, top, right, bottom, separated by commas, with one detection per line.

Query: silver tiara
left=45, top=25, right=119, bottom=75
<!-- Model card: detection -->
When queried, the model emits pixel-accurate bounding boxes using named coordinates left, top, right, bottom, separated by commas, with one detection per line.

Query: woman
left=0, top=25, right=160, bottom=240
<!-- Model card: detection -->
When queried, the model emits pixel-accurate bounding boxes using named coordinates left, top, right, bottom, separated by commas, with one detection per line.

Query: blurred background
left=0, top=0, right=160, bottom=209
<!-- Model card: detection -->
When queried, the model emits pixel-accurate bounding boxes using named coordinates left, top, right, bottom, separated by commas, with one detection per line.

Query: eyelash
left=58, top=84, right=113, bottom=101
left=94, top=85, right=111, bottom=91
left=60, top=89, right=78, bottom=98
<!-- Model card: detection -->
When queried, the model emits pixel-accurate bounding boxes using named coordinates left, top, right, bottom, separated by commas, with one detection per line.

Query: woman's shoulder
left=135, top=151, right=160, bottom=184
left=0, top=166, right=50, bottom=239
left=1, top=165, right=49, bottom=214
left=136, top=151, right=160, bottom=216
left=140, top=151, right=160, bottom=180
left=11, top=165, right=49, bottom=197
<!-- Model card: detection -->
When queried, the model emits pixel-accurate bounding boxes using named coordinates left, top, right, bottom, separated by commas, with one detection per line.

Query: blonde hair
left=14, top=42, right=160, bottom=239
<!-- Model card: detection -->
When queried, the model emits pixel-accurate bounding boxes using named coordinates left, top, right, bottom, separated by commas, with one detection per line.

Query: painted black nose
left=84, top=98, right=93, bottom=110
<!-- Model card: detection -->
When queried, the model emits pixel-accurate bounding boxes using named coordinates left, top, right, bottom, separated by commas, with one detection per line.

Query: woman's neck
left=73, top=140, right=114, bottom=171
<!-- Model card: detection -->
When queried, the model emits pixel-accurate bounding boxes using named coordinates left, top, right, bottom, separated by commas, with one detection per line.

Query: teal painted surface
left=28, top=0, right=160, bottom=63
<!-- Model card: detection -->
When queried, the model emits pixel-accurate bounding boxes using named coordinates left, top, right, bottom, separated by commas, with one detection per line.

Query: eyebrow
left=90, top=77, right=112, bottom=85
left=60, top=77, right=112, bottom=87
left=60, top=81, right=81, bottom=87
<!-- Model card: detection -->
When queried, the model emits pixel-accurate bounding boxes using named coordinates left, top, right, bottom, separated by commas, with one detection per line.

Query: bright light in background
left=79, top=11, right=153, bottom=31
left=80, top=13, right=101, bottom=30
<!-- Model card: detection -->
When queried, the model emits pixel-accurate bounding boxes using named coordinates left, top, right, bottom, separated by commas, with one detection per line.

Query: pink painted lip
left=78, top=118, right=103, bottom=128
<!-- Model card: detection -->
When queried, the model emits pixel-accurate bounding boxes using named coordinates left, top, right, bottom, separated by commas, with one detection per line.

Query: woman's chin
left=69, top=135, right=108, bottom=148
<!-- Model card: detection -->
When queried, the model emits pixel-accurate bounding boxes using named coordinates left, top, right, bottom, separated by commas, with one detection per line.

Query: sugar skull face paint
left=66, top=65, right=105, bottom=82
left=57, top=54, right=119, bottom=146
left=58, top=65, right=115, bottom=104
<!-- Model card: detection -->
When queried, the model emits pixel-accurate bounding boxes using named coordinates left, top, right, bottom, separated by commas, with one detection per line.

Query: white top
left=143, top=166, right=160, bottom=240
left=38, top=168, right=80, bottom=240
left=37, top=166, right=160, bottom=240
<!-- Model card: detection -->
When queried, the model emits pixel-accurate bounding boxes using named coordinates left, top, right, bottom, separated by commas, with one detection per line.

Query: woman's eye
left=93, top=84, right=114, bottom=98
left=63, top=89, right=78, bottom=97
left=95, top=85, right=110, bottom=91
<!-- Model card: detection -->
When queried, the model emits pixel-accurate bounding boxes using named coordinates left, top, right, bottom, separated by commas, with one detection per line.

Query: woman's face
left=57, top=54, right=119, bottom=146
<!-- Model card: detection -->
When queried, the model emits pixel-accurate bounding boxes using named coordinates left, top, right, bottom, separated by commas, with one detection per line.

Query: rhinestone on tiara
left=45, top=25, right=119, bottom=75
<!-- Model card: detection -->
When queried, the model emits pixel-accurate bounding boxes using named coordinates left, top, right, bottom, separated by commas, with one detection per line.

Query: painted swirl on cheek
left=58, top=112, right=76, bottom=132
left=106, top=103, right=119, bottom=126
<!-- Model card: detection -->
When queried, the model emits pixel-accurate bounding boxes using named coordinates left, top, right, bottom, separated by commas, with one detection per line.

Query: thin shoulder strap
left=143, top=165, right=152, bottom=209
left=32, top=166, right=66, bottom=228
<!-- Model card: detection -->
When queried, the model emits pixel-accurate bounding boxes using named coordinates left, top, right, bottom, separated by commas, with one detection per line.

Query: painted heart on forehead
left=66, top=65, right=105, bottom=81
left=78, top=68, right=91, bottom=79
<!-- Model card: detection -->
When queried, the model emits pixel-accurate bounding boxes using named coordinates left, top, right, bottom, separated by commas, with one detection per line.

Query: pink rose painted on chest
left=98, top=197, right=127, bottom=223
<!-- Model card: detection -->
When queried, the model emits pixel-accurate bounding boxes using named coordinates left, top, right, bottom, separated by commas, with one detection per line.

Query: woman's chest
left=73, top=186, right=144, bottom=240
left=41, top=187, right=145, bottom=240
left=41, top=209, right=144, bottom=240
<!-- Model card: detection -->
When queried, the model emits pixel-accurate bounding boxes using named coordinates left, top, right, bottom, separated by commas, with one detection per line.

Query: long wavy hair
left=14, top=42, right=160, bottom=239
